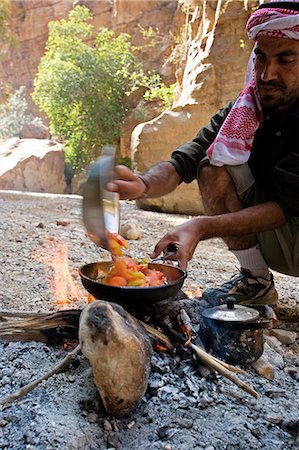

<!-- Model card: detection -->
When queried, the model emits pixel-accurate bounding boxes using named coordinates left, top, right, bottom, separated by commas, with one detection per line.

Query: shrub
left=0, top=86, right=33, bottom=139
left=32, top=6, right=144, bottom=173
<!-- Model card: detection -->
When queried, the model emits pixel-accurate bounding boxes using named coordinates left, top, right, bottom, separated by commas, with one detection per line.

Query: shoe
left=202, top=269, right=278, bottom=306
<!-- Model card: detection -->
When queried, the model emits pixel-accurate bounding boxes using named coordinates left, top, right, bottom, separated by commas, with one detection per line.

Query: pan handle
left=151, top=256, right=179, bottom=267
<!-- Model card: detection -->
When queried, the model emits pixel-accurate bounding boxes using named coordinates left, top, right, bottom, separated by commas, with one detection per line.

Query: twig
left=154, top=319, right=259, bottom=399
left=188, top=342, right=258, bottom=399
left=208, top=355, right=246, bottom=375
left=140, top=320, right=174, bottom=351
left=0, top=344, right=81, bottom=407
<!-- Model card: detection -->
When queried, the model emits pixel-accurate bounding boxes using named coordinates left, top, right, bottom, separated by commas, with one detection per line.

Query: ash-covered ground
left=0, top=190, right=298, bottom=450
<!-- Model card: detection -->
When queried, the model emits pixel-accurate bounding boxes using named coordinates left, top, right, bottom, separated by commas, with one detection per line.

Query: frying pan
left=79, top=261, right=187, bottom=306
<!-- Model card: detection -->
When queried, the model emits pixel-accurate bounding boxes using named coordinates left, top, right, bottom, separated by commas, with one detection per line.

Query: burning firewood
left=79, top=301, right=152, bottom=417
left=0, top=307, right=258, bottom=406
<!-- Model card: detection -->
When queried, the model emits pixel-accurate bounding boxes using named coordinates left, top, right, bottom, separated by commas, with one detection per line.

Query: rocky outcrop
left=0, top=0, right=260, bottom=209
left=0, top=138, right=66, bottom=193
left=1, top=0, right=180, bottom=118
left=132, top=0, right=259, bottom=215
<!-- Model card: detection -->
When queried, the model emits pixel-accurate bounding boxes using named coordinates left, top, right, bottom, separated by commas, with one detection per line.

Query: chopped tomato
left=102, top=255, right=167, bottom=287
left=108, top=232, right=129, bottom=257
left=105, top=276, right=127, bottom=286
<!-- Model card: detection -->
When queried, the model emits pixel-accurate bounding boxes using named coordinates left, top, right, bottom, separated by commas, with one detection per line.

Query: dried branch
left=0, top=345, right=81, bottom=407
left=189, top=342, right=258, bottom=399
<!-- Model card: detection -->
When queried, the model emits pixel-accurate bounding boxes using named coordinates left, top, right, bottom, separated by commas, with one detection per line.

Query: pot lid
left=202, top=303, right=260, bottom=323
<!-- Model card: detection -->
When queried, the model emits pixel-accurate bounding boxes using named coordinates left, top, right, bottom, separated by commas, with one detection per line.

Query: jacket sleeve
left=169, top=100, right=234, bottom=183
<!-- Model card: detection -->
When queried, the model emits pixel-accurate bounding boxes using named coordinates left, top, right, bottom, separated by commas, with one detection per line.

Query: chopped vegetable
left=108, top=232, right=129, bottom=257
left=103, top=233, right=167, bottom=287
left=102, top=255, right=166, bottom=287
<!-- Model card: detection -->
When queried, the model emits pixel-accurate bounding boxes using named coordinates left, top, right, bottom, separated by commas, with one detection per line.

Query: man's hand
left=107, top=165, right=146, bottom=200
left=151, top=217, right=206, bottom=270
left=107, top=162, right=181, bottom=200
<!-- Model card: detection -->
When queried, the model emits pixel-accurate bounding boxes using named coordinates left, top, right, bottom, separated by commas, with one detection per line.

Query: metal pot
left=79, top=261, right=187, bottom=307
left=201, top=297, right=273, bottom=365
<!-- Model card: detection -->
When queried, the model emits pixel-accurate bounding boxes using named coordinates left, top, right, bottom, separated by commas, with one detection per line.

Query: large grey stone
left=0, top=138, right=66, bottom=193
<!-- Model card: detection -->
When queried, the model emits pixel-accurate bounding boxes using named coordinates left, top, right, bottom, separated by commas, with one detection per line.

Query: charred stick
left=0, top=344, right=81, bottom=407
left=178, top=309, right=214, bottom=379
left=177, top=309, right=245, bottom=375
left=139, top=321, right=174, bottom=352
left=188, top=343, right=258, bottom=399
left=156, top=319, right=259, bottom=399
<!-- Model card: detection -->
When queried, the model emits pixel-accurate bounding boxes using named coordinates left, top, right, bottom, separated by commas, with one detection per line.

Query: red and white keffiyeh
left=206, top=3, right=299, bottom=166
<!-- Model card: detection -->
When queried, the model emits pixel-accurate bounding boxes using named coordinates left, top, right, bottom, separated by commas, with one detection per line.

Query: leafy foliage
left=0, top=0, right=10, bottom=44
left=32, top=6, right=144, bottom=172
left=0, top=0, right=16, bottom=55
left=0, top=86, right=33, bottom=139
left=143, top=73, right=177, bottom=110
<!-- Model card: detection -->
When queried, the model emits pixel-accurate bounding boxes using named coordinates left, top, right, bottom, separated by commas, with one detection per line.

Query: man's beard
left=257, top=80, right=298, bottom=110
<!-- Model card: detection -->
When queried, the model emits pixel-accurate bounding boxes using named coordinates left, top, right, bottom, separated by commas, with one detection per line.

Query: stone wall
left=1, top=0, right=260, bottom=210
left=133, top=0, right=259, bottom=215
left=0, top=0, right=180, bottom=117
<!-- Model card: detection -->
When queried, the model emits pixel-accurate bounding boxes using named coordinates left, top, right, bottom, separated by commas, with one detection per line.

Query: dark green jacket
left=170, top=100, right=299, bottom=218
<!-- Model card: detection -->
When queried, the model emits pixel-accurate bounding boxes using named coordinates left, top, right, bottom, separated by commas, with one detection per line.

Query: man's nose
left=261, top=60, right=278, bottom=81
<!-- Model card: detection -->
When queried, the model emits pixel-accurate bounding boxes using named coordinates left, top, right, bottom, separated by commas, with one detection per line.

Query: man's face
left=254, top=36, right=299, bottom=112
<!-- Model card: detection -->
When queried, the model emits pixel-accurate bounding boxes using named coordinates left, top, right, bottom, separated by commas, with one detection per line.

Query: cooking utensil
left=79, top=261, right=187, bottom=306
left=82, top=145, right=119, bottom=252
left=201, top=297, right=273, bottom=365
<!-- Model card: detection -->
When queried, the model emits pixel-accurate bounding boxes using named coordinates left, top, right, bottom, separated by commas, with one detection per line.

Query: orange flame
left=153, top=342, right=168, bottom=353
left=183, top=284, right=202, bottom=299
left=33, top=237, right=88, bottom=309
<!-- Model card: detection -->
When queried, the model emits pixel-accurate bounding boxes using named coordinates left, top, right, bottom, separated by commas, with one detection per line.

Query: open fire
left=32, top=237, right=87, bottom=308
left=0, top=238, right=263, bottom=412
left=0, top=192, right=298, bottom=449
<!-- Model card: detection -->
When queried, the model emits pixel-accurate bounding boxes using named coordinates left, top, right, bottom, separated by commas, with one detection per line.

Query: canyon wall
left=1, top=0, right=259, bottom=213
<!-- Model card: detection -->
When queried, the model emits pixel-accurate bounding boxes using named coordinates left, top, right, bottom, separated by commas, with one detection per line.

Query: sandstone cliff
left=1, top=0, right=259, bottom=213
left=134, top=0, right=259, bottom=214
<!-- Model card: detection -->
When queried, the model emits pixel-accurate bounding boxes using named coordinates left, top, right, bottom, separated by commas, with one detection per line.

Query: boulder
left=79, top=300, right=152, bottom=417
left=0, top=138, right=67, bottom=193
left=20, top=121, right=49, bottom=139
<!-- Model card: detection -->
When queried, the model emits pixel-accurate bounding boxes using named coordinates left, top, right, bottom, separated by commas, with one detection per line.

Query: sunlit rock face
left=0, top=0, right=179, bottom=117
left=0, top=138, right=67, bottom=193
left=0, top=0, right=258, bottom=207
left=132, top=0, right=258, bottom=215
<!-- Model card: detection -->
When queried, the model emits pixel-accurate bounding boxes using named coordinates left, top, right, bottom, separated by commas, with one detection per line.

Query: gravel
left=0, top=190, right=298, bottom=450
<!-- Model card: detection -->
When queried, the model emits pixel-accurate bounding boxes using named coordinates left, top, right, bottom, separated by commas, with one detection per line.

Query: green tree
left=32, top=6, right=144, bottom=173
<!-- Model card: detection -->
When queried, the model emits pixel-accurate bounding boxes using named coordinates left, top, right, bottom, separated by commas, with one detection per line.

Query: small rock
left=264, top=389, right=286, bottom=399
left=20, top=121, right=49, bottom=139
left=270, top=329, right=297, bottom=345
left=120, top=219, right=141, bottom=240
left=162, top=444, right=172, bottom=450
left=251, top=427, right=261, bottom=438
left=263, top=342, right=284, bottom=369
left=265, top=415, right=283, bottom=425
left=158, top=426, right=178, bottom=440
left=68, top=374, right=76, bottom=383
left=127, top=421, right=135, bottom=429
left=265, top=335, right=283, bottom=353
left=87, top=413, right=98, bottom=423
left=251, top=355, right=275, bottom=380
left=284, top=366, right=299, bottom=381
left=36, top=223, right=45, bottom=228
left=103, top=419, right=113, bottom=432
left=56, top=220, right=70, bottom=227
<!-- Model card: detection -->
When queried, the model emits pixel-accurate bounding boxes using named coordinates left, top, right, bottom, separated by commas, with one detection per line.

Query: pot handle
left=247, top=304, right=277, bottom=329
